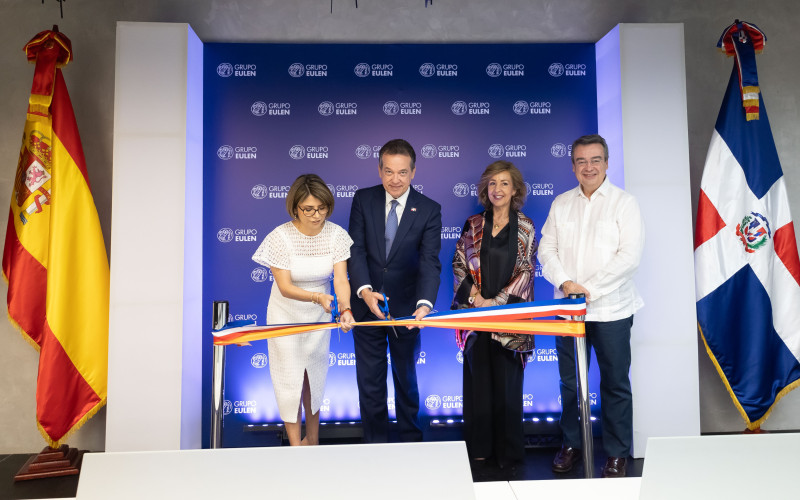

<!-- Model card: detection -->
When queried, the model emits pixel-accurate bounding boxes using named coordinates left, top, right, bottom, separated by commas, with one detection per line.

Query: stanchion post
left=570, top=293, right=594, bottom=478
left=211, top=301, right=229, bottom=449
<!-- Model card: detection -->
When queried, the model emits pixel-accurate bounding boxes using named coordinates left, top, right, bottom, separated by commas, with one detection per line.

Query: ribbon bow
left=717, top=20, right=767, bottom=121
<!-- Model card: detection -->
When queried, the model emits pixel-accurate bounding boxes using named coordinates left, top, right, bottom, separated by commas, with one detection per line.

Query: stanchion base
left=14, top=445, right=83, bottom=481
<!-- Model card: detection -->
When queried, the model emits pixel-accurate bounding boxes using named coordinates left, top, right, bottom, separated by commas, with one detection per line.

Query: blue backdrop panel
left=202, top=43, right=600, bottom=448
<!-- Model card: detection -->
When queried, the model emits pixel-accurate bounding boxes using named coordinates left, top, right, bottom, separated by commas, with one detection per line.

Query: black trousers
left=353, top=323, right=423, bottom=443
left=555, top=316, right=634, bottom=457
left=462, top=331, right=524, bottom=463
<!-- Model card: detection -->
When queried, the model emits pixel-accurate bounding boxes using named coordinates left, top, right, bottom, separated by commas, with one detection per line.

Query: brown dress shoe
left=602, top=456, right=627, bottom=478
left=552, top=445, right=581, bottom=473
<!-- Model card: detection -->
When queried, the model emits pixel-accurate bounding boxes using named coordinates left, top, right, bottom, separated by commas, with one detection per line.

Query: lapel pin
left=411, top=207, right=417, bottom=212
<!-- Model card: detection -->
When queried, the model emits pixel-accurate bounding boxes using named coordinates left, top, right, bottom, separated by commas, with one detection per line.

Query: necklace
left=493, top=217, right=508, bottom=230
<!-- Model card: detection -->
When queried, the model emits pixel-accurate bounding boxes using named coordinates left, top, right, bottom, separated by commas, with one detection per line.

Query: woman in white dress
left=252, top=174, right=354, bottom=446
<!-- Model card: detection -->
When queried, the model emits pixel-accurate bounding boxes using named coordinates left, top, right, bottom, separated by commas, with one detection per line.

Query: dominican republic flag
left=694, top=23, right=800, bottom=429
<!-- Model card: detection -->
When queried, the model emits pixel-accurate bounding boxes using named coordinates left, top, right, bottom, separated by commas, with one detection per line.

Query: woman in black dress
left=452, top=161, right=537, bottom=468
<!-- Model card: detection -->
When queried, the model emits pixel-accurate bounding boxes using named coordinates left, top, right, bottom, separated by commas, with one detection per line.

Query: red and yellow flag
left=2, top=29, right=109, bottom=447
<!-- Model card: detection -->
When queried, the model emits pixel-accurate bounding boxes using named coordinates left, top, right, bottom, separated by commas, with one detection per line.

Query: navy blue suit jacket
left=348, top=185, right=442, bottom=321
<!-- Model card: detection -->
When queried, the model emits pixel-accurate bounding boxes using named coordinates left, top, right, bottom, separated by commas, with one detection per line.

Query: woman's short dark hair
left=477, top=161, right=526, bottom=211
left=286, top=174, right=335, bottom=218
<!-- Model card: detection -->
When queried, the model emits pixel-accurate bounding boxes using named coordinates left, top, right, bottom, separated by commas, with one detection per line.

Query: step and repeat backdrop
left=203, top=42, right=600, bottom=447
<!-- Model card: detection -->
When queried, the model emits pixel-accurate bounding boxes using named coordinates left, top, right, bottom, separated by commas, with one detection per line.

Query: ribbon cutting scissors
left=331, top=283, right=340, bottom=323
left=380, top=292, right=399, bottom=338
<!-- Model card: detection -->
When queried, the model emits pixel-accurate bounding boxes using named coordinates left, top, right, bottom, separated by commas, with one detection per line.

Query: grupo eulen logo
left=251, top=101, right=267, bottom=116
left=451, top=101, right=467, bottom=115
left=490, top=143, right=527, bottom=159
left=223, top=400, right=233, bottom=415
left=266, top=102, right=291, bottom=115
left=486, top=63, right=502, bottom=77
left=355, top=144, right=377, bottom=159
left=336, top=352, right=356, bottom=366
left=529, top=182, right=554, bottom=196
left=250, top=353, right=268, bottom=368
left=513, top=100, right=530, bottom=115
left=304, top=64, right=327, bottom=77
left=488, top=144, right=504, bottom=158
left=564, top=63, right=587, bottom=76
left=218, top=145, right=256, bottom=160
left=551, top=143, right=568, bottom=158
left=217, top=228, right=233, bottom=243
left=441, top=226, right=462, bottom=240
left=503, top=64, right=524, bottom=76
left=425, top=395, right=442, bottom=410
left=548, top=62, right=565, bottom=77
left=419, top=63, right=435, bottom=77
left=354, top=63, right=370, bottom=77
left=456, top=350, right=464, bottom=364
left=453, top=183, right=470, bottom=198
left=383, top=101, right=399, bottom=115
left=251, top=184, right=268, bottom=199
left=318, top=101, right=334, bottom=116
left=468, top=102, right=490, bottom=115
left=453, top=183, right=477, bottom=197
left=216, top=63, right=233, bottom=77
left=420, top=63, right=457, bottom=77
left=421, top=144, right=437, bottom=159
left=333, top=184, right=358, bottom=198
left=251, top=267, right=269, bottom=283
left=267, top=185, right=290, bottom=199
left=217, top=145, right=234, bottom=160
left=290, top=145, right=306, bottom=160
left=288, top=63, right=305, bottom=77
left=329, top=352, right=336, bottom=367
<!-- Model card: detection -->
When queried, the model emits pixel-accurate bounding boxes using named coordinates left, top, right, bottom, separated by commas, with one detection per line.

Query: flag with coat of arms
left=694, top=21, right=800, bottom=429
left=2, top=28, right=109, bottom=446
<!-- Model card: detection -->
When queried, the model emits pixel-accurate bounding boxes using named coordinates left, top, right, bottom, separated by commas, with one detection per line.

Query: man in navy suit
left=348, top=139, right=442, bottom=443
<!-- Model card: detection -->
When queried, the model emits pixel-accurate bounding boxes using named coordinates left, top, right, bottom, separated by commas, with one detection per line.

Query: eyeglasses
left=299, top=206, right=329, bottom=217
left=574, top=158, right=605, bottom=168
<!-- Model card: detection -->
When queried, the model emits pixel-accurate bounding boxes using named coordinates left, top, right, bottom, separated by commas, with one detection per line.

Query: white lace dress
left=252, top=221, right=353, bottom=422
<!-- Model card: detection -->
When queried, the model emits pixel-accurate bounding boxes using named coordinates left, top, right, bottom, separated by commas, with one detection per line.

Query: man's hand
left=410, top=304, right=431, bottom=329
left=561, top=281, right=591, bottom=301
left=362, top=289, right=386, bottom=319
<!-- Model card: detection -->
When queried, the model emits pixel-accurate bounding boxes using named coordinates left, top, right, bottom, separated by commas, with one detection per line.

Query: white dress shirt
left=384, top=187, right=410, bottom=224
left=539, top=177, right=644, bottom=322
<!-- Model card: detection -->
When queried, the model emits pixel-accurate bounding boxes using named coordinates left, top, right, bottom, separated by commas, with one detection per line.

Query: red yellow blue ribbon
left=213, top=298, right=585, bottom=346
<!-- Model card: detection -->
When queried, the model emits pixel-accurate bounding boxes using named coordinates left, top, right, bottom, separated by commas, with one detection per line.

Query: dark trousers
left=555, top=316, right=633, bottom=458
left=462, top=332, right=524, bottom=464
left=353, top=323, right=423, bottom=443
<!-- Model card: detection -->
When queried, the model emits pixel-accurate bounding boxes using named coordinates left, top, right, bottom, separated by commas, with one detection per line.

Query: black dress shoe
left=552, top=445, right=581, bottom=473
left=602, top=456, right=627, bottom=478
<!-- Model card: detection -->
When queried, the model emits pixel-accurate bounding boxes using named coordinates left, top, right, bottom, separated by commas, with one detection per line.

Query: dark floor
left=0, top=437, right=641, bottom=499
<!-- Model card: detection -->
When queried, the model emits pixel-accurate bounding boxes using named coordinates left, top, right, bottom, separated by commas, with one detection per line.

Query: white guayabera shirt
left=539, top=177, right=645, bottom=322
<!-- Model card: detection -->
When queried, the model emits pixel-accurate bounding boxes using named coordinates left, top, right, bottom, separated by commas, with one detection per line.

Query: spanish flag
left=2, top=29, right=109, bottom=447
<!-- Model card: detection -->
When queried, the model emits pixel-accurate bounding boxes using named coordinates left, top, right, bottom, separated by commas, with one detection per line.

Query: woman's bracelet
left=339, top=307, right=352, bottom=316
left=310, top=292, right=317, bottom=304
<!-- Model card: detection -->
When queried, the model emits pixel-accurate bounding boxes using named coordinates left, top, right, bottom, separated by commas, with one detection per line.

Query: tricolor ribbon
left=212, top=298, right=585, bottom=346
left=717, top=20, right=767, bottom=121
